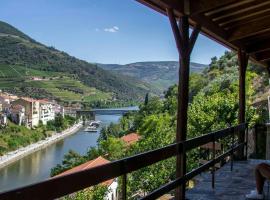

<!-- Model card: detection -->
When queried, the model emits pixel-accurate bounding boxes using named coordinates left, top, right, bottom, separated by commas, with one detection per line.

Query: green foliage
left=61, top=185, right=108, bottom=200
left=47, top=114, right=76, bottom=132
left=0, top=122, right=48, bottom=155
left=99, top=137, right=125, bottom=160
left=50, top=150, right=85, bottom=177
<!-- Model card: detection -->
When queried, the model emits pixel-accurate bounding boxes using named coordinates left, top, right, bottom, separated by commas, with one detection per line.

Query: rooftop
left=54, top=156, right=114, bottom=186
left=121, top=132, right=141, bottom=145
left=187, top=159, right=267, bottom=200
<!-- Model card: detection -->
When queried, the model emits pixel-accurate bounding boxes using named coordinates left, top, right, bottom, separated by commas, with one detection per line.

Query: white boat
left=84, top=120, right=101, bottom=132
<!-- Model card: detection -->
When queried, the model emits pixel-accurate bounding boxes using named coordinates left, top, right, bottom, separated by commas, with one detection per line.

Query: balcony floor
left=186, top=159, right=269, bottom=200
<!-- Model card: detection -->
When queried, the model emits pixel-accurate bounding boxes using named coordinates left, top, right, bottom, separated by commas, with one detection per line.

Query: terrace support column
left=237, top=49, right=249, bottom=160
left=265, top=67, right=270, bottom=160
left=166, top=8, right=200, bottom=200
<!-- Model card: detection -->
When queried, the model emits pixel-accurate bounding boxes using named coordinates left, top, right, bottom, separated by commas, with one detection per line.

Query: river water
left=0, top=107, right=137, bottom=193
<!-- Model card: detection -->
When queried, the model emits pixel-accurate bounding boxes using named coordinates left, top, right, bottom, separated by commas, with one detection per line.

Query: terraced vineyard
left=0, top=64, right=112, bottom=103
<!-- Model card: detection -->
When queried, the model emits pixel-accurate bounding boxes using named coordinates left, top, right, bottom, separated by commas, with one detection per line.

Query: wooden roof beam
left=246, top=39, right=270, bottom=53
left=255, top=50, right=270, bottom=61
left=223, top=11, right=270, bottom=30
left=190, top=0, right=243, bottom=15
left=211, top=0, right=268, bottom=21
left=229, top=17, right=270, bottom=42
left=217, top=7, right=270, bottom=27
left=136, top=0, right=183, bottom=15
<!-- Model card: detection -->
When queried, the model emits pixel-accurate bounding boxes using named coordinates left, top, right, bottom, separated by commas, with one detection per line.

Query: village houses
left=0, top=92, right=64, bottom=128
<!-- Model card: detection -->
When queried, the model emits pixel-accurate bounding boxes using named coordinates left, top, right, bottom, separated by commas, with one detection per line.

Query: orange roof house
left=54, top=156, right=114, bottom=186
left=121, top=133, right=141, bottom=146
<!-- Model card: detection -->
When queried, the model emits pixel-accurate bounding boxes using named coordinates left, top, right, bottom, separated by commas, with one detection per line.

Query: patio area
left=187, top=159, right=269, bottom=200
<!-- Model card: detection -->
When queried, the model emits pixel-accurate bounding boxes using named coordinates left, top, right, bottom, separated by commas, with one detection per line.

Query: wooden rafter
left=210, top=0, right=269, bottom=21
left=223, top=11, right=270, bottom=30
left=216, top=3, right=270, bottom=26
left=246, top=39, right=270, bottom=53
left=190, top=0, right=241, bottom=15
left=255, top=50, right=270, bottom=61
left=229, top=16, right=270, bottom=42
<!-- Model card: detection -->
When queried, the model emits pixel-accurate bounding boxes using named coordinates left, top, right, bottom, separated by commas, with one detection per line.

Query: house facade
left=10, top=104, right=25, bottom=126
left=11, top=98, right=40, bottom=128
left=39, top=100, right=55, bottom=125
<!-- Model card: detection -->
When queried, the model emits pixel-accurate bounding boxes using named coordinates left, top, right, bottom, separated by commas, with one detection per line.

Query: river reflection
left=0, top=113, right=123, bottom=192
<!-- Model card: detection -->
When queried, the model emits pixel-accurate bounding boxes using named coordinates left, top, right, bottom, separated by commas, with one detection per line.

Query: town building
left=38, top=99, right=55, bottom=125
left=55, top=156, right=118, bottom=200
left=53, top=103, right=65, bottom=118
left=121, top=132, right=141, bottom=146
left=0, top=113, right=7, bottom=127
left=11, top=98, right=40, bottom=128
left=9, top=104, right=25, bottom=126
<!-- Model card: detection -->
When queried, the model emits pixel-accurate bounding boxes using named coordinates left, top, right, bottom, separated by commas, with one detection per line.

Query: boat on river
left=84, top=120, right=101, bottom=132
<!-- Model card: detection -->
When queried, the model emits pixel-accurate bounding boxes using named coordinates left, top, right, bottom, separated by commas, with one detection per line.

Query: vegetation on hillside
left=0, top=114, right=77, bottom=155
left=51, top=51, right=266, bottom=199
left=100, top=61, right=208, bottom=93
left=0, top=21, right=152, bottom=103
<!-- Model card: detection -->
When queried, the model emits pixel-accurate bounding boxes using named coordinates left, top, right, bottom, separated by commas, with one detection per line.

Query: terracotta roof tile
left=54, top=156, right=114, bottom=186
left=121, top=133, right=141, bottom=145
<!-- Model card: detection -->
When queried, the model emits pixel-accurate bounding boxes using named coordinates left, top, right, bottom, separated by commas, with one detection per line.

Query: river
left=0, top=107, right=138, bottom=193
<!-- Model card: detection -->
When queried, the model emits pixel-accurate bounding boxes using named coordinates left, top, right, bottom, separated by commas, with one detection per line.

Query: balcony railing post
left=121, top=174, right=127, bottom=200
left=245, top=125, right=248, bottom=160
left=211, top=135, right=216, bottom=189
left=231, top=127, right=234, bottom=171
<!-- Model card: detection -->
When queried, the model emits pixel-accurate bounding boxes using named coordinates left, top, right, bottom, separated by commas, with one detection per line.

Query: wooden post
left=237, top=49, right=248, bottom=160
left=121, top=174, right=127, bottom=200
left=166, top=8, right=200, bottom=200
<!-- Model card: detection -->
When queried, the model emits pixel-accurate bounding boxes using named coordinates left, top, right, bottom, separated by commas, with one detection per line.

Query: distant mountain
left=99, top=61, right=208, bottom=92
left=0, top=21, right=152, bottom=103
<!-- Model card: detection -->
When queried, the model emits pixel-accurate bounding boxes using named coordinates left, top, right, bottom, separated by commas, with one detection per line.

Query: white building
left=39, top=100, right=55, bottom=125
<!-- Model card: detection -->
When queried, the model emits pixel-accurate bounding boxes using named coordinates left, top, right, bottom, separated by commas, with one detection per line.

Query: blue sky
left=0, top=0, right=228, bottom=64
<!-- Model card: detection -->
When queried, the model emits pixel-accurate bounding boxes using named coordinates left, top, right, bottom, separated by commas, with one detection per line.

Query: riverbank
left=0, top=122, right=83, bottom=169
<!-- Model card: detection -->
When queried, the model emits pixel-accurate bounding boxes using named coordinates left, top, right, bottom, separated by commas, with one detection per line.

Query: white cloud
left=104, top=26, right=119, bottom=33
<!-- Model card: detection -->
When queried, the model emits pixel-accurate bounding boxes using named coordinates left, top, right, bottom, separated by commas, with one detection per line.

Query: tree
left=99, top=137, right=125, bottom=160
left=144, top=93, right=149, bottom=105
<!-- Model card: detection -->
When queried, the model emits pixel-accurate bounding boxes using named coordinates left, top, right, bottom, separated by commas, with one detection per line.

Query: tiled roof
left=38, top=99, right=51, bottom=104
left=121, top=133, right=141, bottom=145
left=54, top=156, right=114, bottom=186
left=21, top=97, right=37, bottom=102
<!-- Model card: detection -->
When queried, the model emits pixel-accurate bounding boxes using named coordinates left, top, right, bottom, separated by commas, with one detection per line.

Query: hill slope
left=99, top=61, right=208, bottom=92
left=0, top=21, right=151, bottom=103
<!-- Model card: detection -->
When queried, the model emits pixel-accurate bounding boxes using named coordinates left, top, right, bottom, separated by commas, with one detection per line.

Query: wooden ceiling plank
left=190, top=0, right=246, bottom=15
left=223, top=11, right=270, bottom=30
left=216, top=4, right=270, bottom=25
left=246, top=39, right=270, bottom=53
left=229, top=16, right=270, bottom=41
left=204, top=0, right=254, bottom=16
left=211, top=0, right=268, bottom=21
left=255, top=50, right=270, bottom=61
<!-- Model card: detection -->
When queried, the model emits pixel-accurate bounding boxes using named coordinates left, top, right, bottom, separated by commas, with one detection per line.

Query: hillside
left=0, top=21, right=151, bottom=104
left=99, top=61, right=208, bottom=92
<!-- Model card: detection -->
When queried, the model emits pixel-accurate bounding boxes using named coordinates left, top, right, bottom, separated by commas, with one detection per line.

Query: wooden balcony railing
left=0, top=123, right=248, bottom=200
